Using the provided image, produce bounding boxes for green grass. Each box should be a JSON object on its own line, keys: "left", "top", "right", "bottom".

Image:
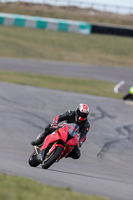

{"left": 0, "top": 26, "right": 133, "bottom": 68}
{"left": 0, "top": 70, "right": 123, "bottom": 99}
{"left": 0, "top": 173, "right": 109, "bottom": 200}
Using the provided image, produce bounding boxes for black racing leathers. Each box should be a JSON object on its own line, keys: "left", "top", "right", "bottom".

{"left": 123, "top": 93, "right": 133, "bottom": 101}
{"left": 53, "top": 110, "right": 90, "bottom": 144}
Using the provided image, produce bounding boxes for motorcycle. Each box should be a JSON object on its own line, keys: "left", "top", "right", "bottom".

{"left": 29, "top": 123, "right": 79, "bottom": 169}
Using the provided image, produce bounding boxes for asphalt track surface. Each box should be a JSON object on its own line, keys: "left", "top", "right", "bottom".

{"left": 0, "top": 58, "right": 133, "bottom": 200}
{"left": 0, "top": 57, "right": 133, "bottom": 85}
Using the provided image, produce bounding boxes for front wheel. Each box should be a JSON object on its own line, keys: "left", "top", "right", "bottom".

{"left": 42, "top": 146, "right": 63, "bottom": 169}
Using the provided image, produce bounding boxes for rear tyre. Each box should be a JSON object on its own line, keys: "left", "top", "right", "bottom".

{"left": 42, "top": 146, "right": 63, "bottom": 169}
{"left": 28, "top": 151, "right": 40, "bottom": 167}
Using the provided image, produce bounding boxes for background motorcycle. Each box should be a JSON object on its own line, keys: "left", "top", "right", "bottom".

{"left": 29, "top": 123, "right": 79, "bottom": 169}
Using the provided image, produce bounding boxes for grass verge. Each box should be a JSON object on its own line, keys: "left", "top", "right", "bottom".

{"left": 0, "top": 70, "right": 123, "bottom": 99}
{"left": 0, "top": 173, "right": 110, "bottom": 200}
{"left": 0, "top": 26, "right": 133, "bottom": 68}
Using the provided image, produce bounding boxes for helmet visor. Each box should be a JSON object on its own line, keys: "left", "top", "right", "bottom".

{"left": 77, "top": 109, "right": 88, "bottom": 119}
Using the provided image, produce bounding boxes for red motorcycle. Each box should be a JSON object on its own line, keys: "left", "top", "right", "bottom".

{"left": 29, "top": 123, "right": 79, "bottom": 169}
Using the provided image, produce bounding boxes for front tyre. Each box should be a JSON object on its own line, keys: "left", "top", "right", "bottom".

{"left": 28, "top": 151, "right": 40, "bottom": 167}
{"left": 42, "top": 146, "right": 63, "bottom": 169}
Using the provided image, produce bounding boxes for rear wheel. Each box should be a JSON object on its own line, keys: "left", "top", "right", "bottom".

{"left": 42, "top": 146, "right": 63, "bottom": 169}
{"left": 28, "top": 151, "right": 40, "bottom": 167}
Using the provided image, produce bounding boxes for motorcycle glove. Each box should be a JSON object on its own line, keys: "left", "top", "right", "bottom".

{"left": 31, "top": 141, "right": 38, "bottom": 146}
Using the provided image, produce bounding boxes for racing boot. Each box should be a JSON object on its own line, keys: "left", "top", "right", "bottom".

{"left": 31, "top": 124, "right": 56, "bottom": 146}
{"left": 31, "top": 131, "right": 49, "bottom": 146}
{"left": 66, "top": 146, "right": 81, "bottom": 159}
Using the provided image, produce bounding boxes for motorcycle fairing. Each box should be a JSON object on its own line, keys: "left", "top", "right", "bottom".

{"left": 40, "top": 124, "right": 69, "bottom": 151}
{"left": 67, "top": 134, "right": 79, "bottom": 146}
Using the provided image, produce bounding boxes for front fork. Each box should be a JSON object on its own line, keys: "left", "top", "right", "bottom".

{"left": 34, "top": 145, "right": 44, "bottom": 164}
{"left": 34, "top": 146, "right": 39, "bottom": 155}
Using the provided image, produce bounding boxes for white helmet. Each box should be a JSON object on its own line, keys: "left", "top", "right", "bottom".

{"left": 76, "top": 103, "right": 89, "bottom": 122}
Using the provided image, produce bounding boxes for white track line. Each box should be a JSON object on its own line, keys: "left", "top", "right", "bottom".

{"left": 114, "top": 80, "right": 125, "bottom": 93}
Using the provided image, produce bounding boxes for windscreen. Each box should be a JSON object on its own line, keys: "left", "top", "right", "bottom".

{"left": 68, "top": 124, "right": 79, "bottom": 137}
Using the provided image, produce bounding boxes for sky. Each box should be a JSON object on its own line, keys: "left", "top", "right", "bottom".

{"left": 88, "top": 0, "right": 133, "bottom": 7}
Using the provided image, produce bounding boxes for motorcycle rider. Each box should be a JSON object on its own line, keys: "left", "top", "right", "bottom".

{"left": 31, "top": 103, "right": 90, "bottom": 161}
{"left": 123, "top": 86, "right": 133, "bottom": 101}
